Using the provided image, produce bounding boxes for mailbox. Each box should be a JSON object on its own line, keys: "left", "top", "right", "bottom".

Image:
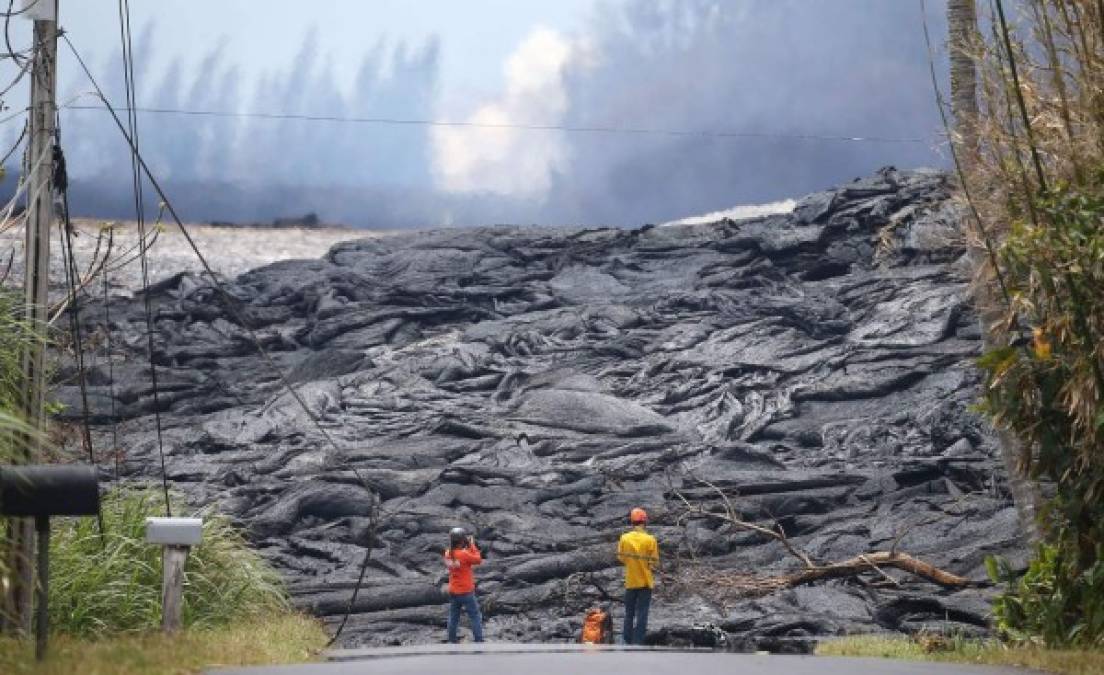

{"left": 0, "top": 464, "right": 101, "bottom": 661}
{"left": 0, "top": 465, "right": 100, "bottom": 517}
{"left": 145, "top": 517, "right": 203, "bottom": 546}
{"left": 145, "top": 516, "right": 204, "bottom": 633}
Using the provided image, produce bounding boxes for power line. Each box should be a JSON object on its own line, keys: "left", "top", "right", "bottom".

{"left": 64, "top": 31, "right": 384, "bottom": 647}
{"left": 62, "top": 103, "right": 931, "bottom": 145}
{"left": 116, "top": 0, "right": 172, "bottom": 516}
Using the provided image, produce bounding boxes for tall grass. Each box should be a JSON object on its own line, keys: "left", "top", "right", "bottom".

{"left": 49, "top": 489, "right": 289, "bottom": 636}
{"left": 958, "top": 0, "right": 1104, "bottom": 647}
{"left": 0, "top": 286, "right": 47, "bottom": 630}
{"left": 0, "top": 287, "right": 42, "bottom": 462}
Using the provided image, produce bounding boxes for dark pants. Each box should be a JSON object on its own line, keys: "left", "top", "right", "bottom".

{"left": 447, "top": 592, "right": 484, "bottom": 643}
{"left": 623, "top": 587, "right": 652, "bottom": 645}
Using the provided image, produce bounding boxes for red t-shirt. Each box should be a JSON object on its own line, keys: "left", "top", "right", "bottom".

{"left": 444, "top": 544, "right": 483, "bottom": 595}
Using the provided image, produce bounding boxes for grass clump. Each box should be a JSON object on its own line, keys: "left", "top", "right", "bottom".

{"left": 817, "top": 634, "right": 1104, "bottom": 675}
{"left": 0, "top": 612, "right": 326, "bottom": 675}
{"left": 49, "top": 488, "right": 290, "bottom": 635}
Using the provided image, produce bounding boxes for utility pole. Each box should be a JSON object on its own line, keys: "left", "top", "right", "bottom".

{"left": 3, "top": 0, "right": 59, "bottom": 636}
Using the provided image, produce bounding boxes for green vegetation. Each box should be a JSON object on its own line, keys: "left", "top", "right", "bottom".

{"left": 0, "top": 286, "right": 45, "bottom": 621}
{"left": 0, "top": 489, "right": 327, "bottom": 673}
{"left": 0, "top": 242, "right": 318, "bottom": 673}
{"left": 817, "top": 635, "right": 1104, "bottom": 675}
{"left": 958, "top": 0, "right": 1104, "bottom": 649}
{"left": 978, "top": 179, "right": 1104, "bottom": 647}
{"left": 0, "top": 612, "right": 326, "bottom": 675}
{"left": 0, "top": 286, "right": 42, "bottom": 462}
{"left": 49, "top": 489, "right": 290, "bottom": 635}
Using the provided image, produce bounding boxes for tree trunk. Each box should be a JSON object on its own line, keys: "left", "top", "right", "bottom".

{"left": 949, "top": 0, "right": 980, "bottom": 158}
{"left": 949, "top": 0, "right": 1043, "bottom": 544}
{"left": 980, "top": 302, "right": 1044, "bottom": 545}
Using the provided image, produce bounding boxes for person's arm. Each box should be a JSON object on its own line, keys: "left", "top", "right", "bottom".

{"left": 617, "top": 536, "right": 628, "bottom": 566}
{"left": 457, "top": 543, "right": 483, "bottom": 566}
{"left": 648, "top": 538, "right": 659, "bottom": 569}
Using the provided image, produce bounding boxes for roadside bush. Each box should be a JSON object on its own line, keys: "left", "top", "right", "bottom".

{"left": 963, "top": 0, "right": 1104, "bottom": 648}
{"left": 978, "top": 178, "right": 1104, "bottom": 647}
{"left": 48, "top": 489, "right": 289, "bottom": 636}
{"left": 989, "top": 544, "right": 1104, "bottom": 646}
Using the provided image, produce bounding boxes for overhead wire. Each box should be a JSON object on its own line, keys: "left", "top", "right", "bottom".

{"left": 116, "top": 0, "right": 171, "bottom": 515}
{"left": 0, "top": 118, "right": 26, "bottom": 165}
{"left": 63, "top": 31, "right": 357, "bottom": 473}
{"left": 60, "top": 103, "right": 934, "bottom": 145}
{"left": 52, "top": 130, "right": 105, "bottom": 540}
{"left": 63, "top": 30, "right": 382, "bottom": 645}
{"left": 0, "top": 141, "right": 50, "bottom": 234}
{"left": 0, "top": 0, "right": 40, "bottom": 18}
{"left": 101, "top": 228, "right": 121, "bottom": 484}
{"left": 3, "top": 0, "right": 34, "bottom": 65}
{"left": 0, "top": 54, "right": 32, "bottom": 99}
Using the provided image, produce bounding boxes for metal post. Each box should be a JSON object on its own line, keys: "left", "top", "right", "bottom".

{"left": 8, "top": 1, "right": 59, "bottom": 637}
{"left": 34, "top": 515, "right": 49, "bottom": 661}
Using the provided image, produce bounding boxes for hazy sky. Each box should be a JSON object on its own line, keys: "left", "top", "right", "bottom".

{"left": 58, "top": 1, "right": 596, "bottom": 118}
{"left": 1, "top": 1, "right": 953, "bottom": 227}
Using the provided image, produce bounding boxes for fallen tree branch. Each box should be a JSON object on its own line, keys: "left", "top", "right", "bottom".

{"left": 787, "top": 551, "right": 967, "bottom": 588}
{"left": 668, "top": 483, "right": 969, "bottom": 598}
{"left": 673, "top": 485, "right": 814, "bottom": 568}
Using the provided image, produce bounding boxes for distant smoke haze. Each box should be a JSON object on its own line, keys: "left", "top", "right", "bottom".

{"left": 5, "top": 0, "right": 951, "bottom": 228}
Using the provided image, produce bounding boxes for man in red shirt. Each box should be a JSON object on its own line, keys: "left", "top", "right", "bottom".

{"left": 444, "top": 527, "right": 484, "bottom": 643}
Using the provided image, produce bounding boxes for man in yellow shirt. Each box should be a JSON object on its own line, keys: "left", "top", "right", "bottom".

{"left": 617, "top": 507, "right": 658, "bottom": 645}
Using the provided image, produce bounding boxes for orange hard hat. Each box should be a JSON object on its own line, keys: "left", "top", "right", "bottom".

{"left": 630, "top": 507, "right": 648, "bottom": 524}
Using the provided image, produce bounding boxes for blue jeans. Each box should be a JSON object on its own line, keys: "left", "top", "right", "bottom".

{"left": 447, "top": 592, "right": 484, "bottom": 643}
{"left": 623, "top": 587, "right": 652, "bottom": 645}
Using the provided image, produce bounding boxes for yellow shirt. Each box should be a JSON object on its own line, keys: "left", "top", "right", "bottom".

{"left": 618, "top": 527, "right": 659, "bottom": 589}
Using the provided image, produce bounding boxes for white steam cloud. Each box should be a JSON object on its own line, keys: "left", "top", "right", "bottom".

{"left": 432, "top": 28, "right": 574, "bottom": 198}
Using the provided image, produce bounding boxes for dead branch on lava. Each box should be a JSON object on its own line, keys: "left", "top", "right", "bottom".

{"left": 668, "top": 477, "right": 968, "bottom": 598}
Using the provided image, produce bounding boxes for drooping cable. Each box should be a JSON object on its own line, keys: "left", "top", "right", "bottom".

{"left": 63, "top": 33, "right": 381, "bottom": 644}
{"left": 3, "top": 0, "right": 31, "bottom": 64}
{"left": 59, "top": 103, "right": 933, "bottom": 145}
{"left": 53, "top": 137, "right": 106, "bottom": 539}
{"left": 0, "top": 120, "right": 26, "bottom": 166}
{"left": 116, "top": 0, "right": 171, "bottom": 515}
{"left": 0, "top": 0, "right": 41, "bottom": 18}
{"left": 65, "top": 31, "right": 352, "bottom": 473}
{"left": 100, "top": 224, "right": 121, "bottom": 484}
{"left": 325, "top": 492, "right": 379, "bottom": 647}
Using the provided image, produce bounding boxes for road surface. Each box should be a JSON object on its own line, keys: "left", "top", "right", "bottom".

{"left": 207, "top": 644, "right": 1040, "bottom": 674}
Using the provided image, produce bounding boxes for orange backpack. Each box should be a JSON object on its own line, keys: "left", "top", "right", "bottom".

{"left": 580, "top": 607, "right": 613, "bottom": 644}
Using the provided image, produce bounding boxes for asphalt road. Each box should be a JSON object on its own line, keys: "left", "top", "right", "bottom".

{"left": 207, "top": 645, "right": 1039, "bottom": 675}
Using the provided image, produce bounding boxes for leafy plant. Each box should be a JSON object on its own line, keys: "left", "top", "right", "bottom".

{"left": 988, "top": 547, "right": 1104, "bottom": 647}
{"left": 976, "top": 179, "right": 1104, "bottom": 646}
{"left": 962, "top": 0, "right": 1104, "bottom": 648}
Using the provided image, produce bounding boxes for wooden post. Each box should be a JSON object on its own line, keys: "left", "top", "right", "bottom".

{"left": 161, "top": 545, "right": 189, "bottom": 633}
{"left": 146, "top": 517, "right": 202, "bottom": 634}
{"left": 5, "top": 1, "right": 59, "bottom": 638}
